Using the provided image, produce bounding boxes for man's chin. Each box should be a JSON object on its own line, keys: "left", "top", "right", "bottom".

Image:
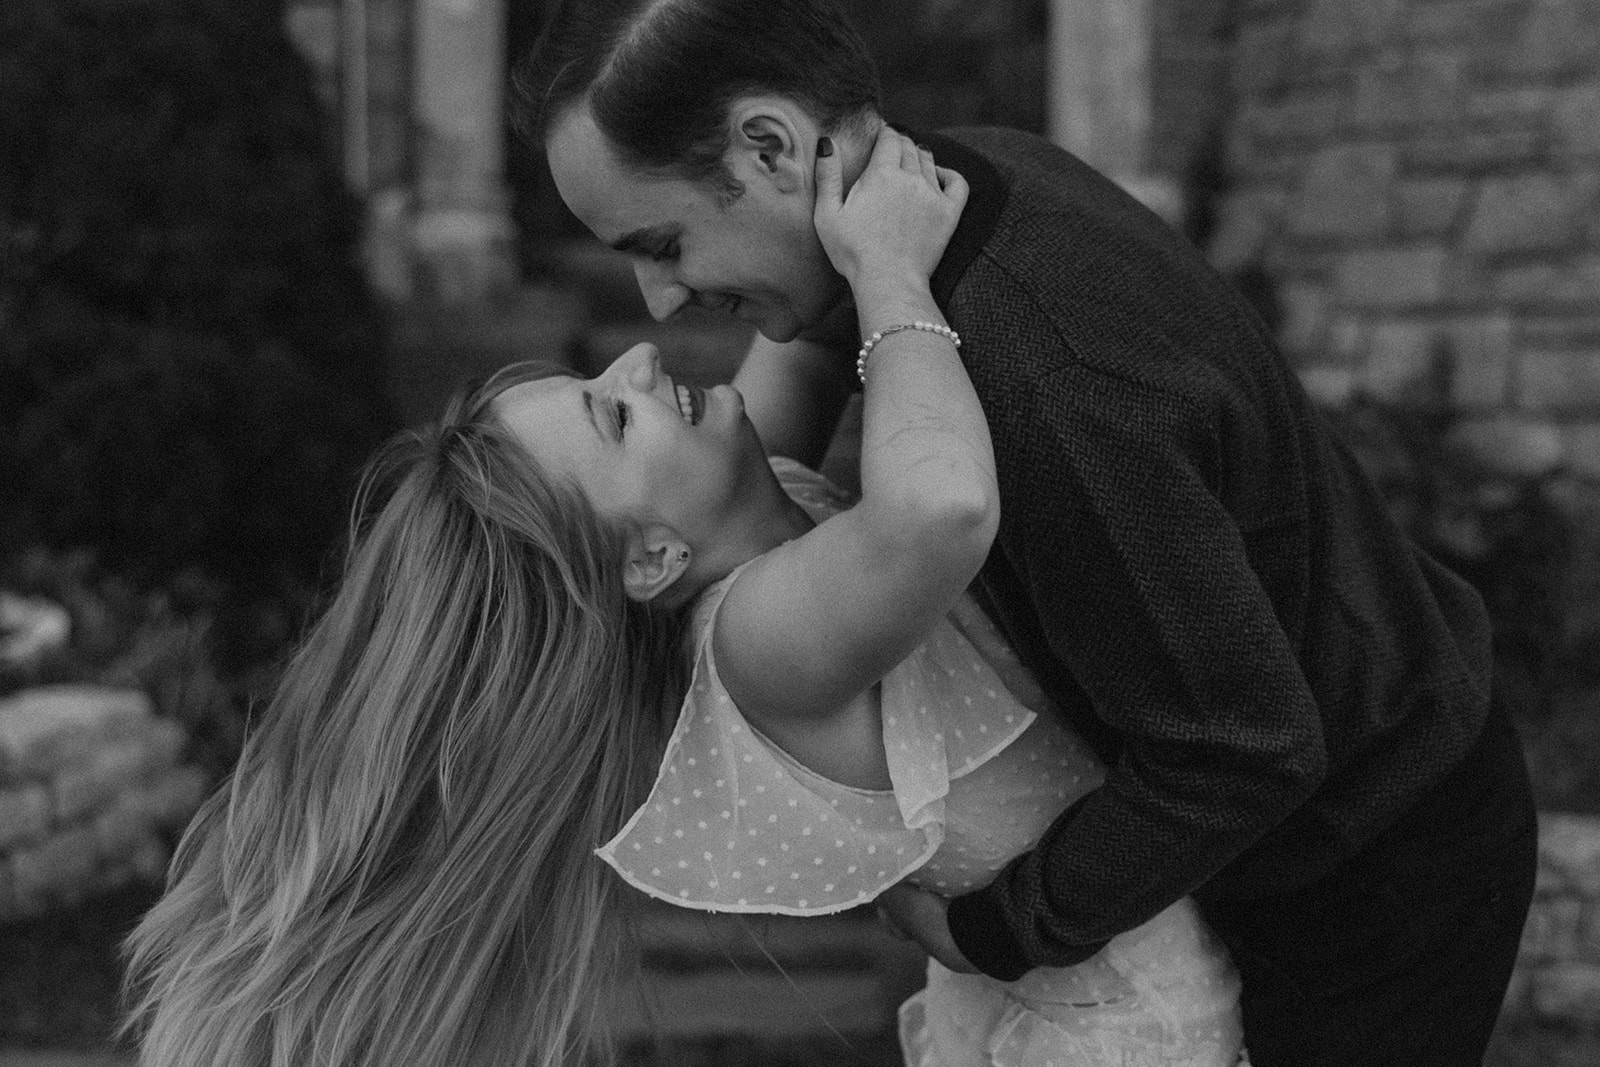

{"left": 755, "top": 321, "right": 801, "bottom": 344}
{"left": 760, "top": 293, "right": 854, "bottom": 346}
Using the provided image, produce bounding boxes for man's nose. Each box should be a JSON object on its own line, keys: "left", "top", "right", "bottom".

{"left": 620, "top": 343, "right": 660, "bottom": 391}
{"left": 633, "top": 260, "right": 691, "bottom": 321}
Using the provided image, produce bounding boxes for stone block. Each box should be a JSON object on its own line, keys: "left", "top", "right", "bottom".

{"left": 1347, "top": 50, "right": 1468, "bottom": 133}
{"left": 1446, "top": 417, "right": 1564, "bottom": 481}
{"left": 52, "top": 718, "right": 186, "bottom": 822}
{"left": 0, "top": 686, "right": 153, "bottom": 783}
{"left": 131, "top": 835, "right": 171, "bottom": 882}
{"left": 1404, "top": 129, "right": 1545, "bottom": 174}
{"left": 1480, "top": 0, "right": 1600, "bottom": 81}
{"left": 1250, "top": 94, "right": 1344, "bottom": 147}
{"left": 1289, "top": 146, "right": 1395, "bottom": 242}
{"left": 11, "top": 825, "right": 99, "bottom": 914}
{"left": 1335, "top": 247, "right": 1451, "bottom": 309}
{"left": 1555, "top": 81, "right": 1600, "bottom": 158}
{"left": 93, "top": 802, "right": 155, "bottom": 865}
{"left": 615, "top": 969, "right": 893, "bottom": 1042}
{"left": 1524, "top": 895, "right": 1586, "bottom": 959}
{"left": 1583, "top": 906, "right": 1600, "bottom": 965}
{"left": 1562, "top": 423, "right": 1600, "bottom": 481}
{"left": 1231, "top": 19, "right": 1294, "bottom": 97}
{"left": 1464, "top": 174, "right": 1598, "bottom": 257}
{"left": 1206, "top": 190, "right": 1287, "bottom": 273}
{"left": 1517, "top": 349, "right": 1600, "bottom": 413}
{"left": 73, "top": 838, "right": 171, "bottom": 906}
{"left": 1468, "top": 86, "right": 1559, "bottom": 127}
{"left": 1361, "top": 319, "right": 1442, "bottom": 402}
{"left": 0, "top": 783, "right": 51, "bottom": 850}
{"left": 1442, "top": 314, "right": 1514, "bottom": 409}
{"left": 1531, "top": 961, "right": 1600, "bottom": 1024}
{"left": 1296, "top": 364, "right": 1359, "bottom": 408}
{"left": 1298, "top": 0, "right": 1407, "bottom": 57}
{"left": 1395, "top": 178, "right": 1472, "bottom": 237}
{"left": 1496, "top": 256, "right": 1600, "bottom": 309}
{"left": 1406, "top": 0, "right": 1496, "bottom": 43}
{"left": 1327, "top": 314, "right": 1371, "bottom": 366}
{"left": 1542, "top": 814, "right": 1600, "bottom": 897}
{"left": 123, "top": 764, "right": 210, "bottom": 830}
{"left": 1525, "top": 315, "right": 1600, "bottom": 350}
{"left": 1277, "top": 281, "right": 1333, "bottom": 357}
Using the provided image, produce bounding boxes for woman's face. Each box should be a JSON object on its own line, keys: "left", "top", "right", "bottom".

{"left": 492, "top": 344, "right": 767, "bottom": 542}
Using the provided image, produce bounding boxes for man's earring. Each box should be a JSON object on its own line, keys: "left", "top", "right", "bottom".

{"left": 678, "top": 548, "right": 691, "bottom": 564}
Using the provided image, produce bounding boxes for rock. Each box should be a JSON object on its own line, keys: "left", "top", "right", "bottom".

{"left": 0, "top": 687, "right": 154, "bottom": 784}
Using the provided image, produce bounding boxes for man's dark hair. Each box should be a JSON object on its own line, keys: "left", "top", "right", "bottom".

{"left": 513, "top": 0, "right": 882, "bottom": 194}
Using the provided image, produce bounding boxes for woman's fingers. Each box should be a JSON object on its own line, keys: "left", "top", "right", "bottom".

{"left": 935, "top": 165, "right": 969, "bottom": 206}
{"left": 814, "top": 136, "right": 843, "bottom": 213}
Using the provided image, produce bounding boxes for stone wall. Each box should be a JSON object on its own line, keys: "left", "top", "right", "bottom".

{"left": 0, "top": 687, "right": 206, "bottom": 922}
{"left": 1210, "top": 0, "right": 1600, "bottom": 483}
{"left": 1498, "top": 813, "right": 1600, "bottom": 1062}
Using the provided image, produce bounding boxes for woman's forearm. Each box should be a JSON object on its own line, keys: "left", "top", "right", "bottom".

{"left": 851, "top": 282, "right": 998, "bottom": 568}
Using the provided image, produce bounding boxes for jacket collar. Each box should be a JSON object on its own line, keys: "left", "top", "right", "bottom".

{"left": 910, "top": 130, "right": 1008, "bottom": 309}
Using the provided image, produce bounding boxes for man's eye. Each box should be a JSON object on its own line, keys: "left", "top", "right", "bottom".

{"left": 648, "top": 242, "right": 679, "bottom": 263}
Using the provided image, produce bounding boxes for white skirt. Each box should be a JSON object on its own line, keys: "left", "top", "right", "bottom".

{"left": 898, "top": 898, "right": 1248, "bottom": 1067}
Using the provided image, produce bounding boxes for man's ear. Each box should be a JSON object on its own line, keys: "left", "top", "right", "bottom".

{"left": 623, "top": 526, "right": 692, "bottom": 603}
{"left": 730, "top": 100, "right": 807, "bottom": 194}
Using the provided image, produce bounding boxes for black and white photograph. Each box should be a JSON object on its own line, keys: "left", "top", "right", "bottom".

{"left": 3, "top": 1, "right": 1599, "bottom": 1064}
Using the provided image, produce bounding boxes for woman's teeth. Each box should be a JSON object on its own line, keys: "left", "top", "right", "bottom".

{"left": 676, "top": 383, "right": 697, "bottom": 425}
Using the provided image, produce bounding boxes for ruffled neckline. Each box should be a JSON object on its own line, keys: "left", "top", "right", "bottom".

{"left": 595, "top": 460, "right": 1039, "bottom": 915}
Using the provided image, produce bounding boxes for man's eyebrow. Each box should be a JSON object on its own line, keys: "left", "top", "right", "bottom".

{"left": 609, "top": 225, "right": 673, "bottom": 255}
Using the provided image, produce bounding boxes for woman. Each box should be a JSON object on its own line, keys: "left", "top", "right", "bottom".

{"left": 123, "top": 128, "right": 1243, "bottom": 1066}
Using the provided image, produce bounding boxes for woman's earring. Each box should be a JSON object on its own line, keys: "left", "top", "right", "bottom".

{"left": 678, "top": 548, "right": 692, "bottom": 564}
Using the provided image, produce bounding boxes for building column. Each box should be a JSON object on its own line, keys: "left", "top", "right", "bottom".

{"left": 1047, "top": 0, "right": 1182, "bottom": 226}
{"left": 411, "top": 0, "right": 517, "bottom": 303}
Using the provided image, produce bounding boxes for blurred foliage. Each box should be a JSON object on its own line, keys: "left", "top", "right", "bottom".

{"left": 1325, "top": 353, "right": 1600, "bottom": 811}
{"left": 0, "top": 545, "right": 314, "bottom": 782}
{"left": 0, "top": 0, "right": 394, "bottom": 595}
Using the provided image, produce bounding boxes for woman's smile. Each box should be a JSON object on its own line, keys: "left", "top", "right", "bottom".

{"left": 675, "top": 381, "right": 704, "bottom": 425}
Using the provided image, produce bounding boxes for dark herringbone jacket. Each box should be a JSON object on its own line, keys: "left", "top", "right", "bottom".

{"left": 925, "top": 128, "right": 1494, "bottom": 980}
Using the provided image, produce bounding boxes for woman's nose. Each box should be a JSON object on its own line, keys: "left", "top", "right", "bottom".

{"left": 612, "top": 343, "right": 660, "bottom": 391}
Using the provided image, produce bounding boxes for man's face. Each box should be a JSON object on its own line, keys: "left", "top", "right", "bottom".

{"left": 546, "top": 106, "right": 844, "bottom": 342}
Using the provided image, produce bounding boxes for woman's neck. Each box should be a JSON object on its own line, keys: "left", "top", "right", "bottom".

{"left": 668, "top": 477, "right": 816, "bottom": 609}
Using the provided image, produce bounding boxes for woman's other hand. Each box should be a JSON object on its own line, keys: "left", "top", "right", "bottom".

{"left": 877, "top": 882, "right": 981, "bottom": 974}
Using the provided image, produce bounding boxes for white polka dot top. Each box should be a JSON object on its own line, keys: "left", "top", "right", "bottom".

{"left": 596, "top": 459, "right": 1105, "bottom": 916}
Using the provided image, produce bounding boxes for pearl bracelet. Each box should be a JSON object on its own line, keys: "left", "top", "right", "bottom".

{"left": 855, "top": 321, "right": 962, "bottom": 385}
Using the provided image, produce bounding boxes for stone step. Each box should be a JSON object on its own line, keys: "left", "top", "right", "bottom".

{"left": 615, "top": 899, "right": 925, "bottom": 1054}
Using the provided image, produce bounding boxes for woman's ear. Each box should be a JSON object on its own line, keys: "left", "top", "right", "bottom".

{"left": 623, "top": 526, "right": 693, "bottom": 603}
{"left": 729, "top": 97, "right": 808, "bottom": 194}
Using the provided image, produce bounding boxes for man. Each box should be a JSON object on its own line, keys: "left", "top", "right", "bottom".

{"left": 517, "top": 2, "right": 1537, "bottom": 1062}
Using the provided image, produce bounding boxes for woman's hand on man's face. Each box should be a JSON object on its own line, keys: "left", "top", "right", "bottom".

{"left": 811, "top": 126, "right": 968, "bottom": 302}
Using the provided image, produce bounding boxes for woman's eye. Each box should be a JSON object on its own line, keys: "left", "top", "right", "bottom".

{"left": 649, "top": 241, "right": 679, "bottom": 263}
{"left": 615, "top": 400, "right": 629, "bottom": 436}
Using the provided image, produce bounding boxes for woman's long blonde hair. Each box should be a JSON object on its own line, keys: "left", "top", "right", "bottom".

{"left": 123, "top": 363, "right": 685, "bottom": 1066}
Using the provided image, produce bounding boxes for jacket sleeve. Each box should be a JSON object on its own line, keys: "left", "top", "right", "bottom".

{"left": 946, "top": 357, "right": 1328, "bottom": 980}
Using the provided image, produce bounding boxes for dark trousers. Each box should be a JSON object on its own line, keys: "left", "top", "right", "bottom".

{"left": 1202, "top": 699, "right": 1538, "bottom": 1067}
